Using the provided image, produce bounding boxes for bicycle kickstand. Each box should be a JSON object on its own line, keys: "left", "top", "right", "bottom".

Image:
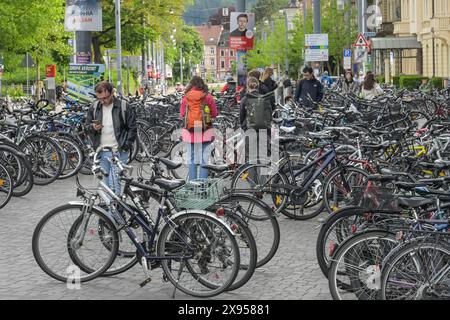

{"left": 139, "top": 257, "right": 152, "bottom": 287}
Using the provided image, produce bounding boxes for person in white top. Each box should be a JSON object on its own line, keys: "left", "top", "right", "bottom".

{"left": 360, "top": 73, "right": 384, "bottom": 100}
{"left": 85, "top": 82, "right": 137, "bottom": 195}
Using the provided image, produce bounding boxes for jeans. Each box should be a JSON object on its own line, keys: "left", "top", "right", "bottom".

{"left": 98, "top": 151, "right": 129, "bottom": 196}
{"left": 186, "top": 142, "right": 211, "bottom": 181}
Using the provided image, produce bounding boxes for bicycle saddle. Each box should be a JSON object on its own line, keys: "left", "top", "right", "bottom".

{"left": 397, "top": 197, "right": 434, "bottom": 208}
{"left": 277, "top": 137, "right": 297, "bottom": 145}
{"left": 201, "top": 164, "right": 229, "bottom": 172}
{"left": 153, "top": 178, "right": 185, "bottom": 191}
{"left": 367, "top": 174, "right": 399, "bottom": 182}
{"left": 159, "top": 157, "right": 182, "bottom": 170}
{"left": 280, "top": 126, "right": 296, "bottom": 133}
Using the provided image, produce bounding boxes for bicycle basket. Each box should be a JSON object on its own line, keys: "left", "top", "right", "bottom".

{"left": 172, "top": 178, "right": 224, "bottom": 210}
{"left": 350, "top": 184, "right": 399, "bottom": 210}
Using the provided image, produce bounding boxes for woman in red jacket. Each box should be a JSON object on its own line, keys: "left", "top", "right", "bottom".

{"left": 180, "top": 76, "right": 218, "bottom": 180}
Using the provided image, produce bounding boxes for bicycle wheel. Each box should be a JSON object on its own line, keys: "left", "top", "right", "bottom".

{"left": 19, "top": 134, "right": 64, "bottom": 185}
{"left": 328, "top": 230, "right": 398, "bottom": 300}
{"left": 280, "top": 164, "right": 325, "bottom": 220}
{"left": 216, "top": 193, "right": 280, "bottom": 268}
{"left": 55, "top": 135, "right": 84, "bottom": 179}
{"left": 157, "top": 212, "right": 240, "bottom": 297}
{"left": 0, "top": 162, "right": 13, "bottom": 209}
{"left": 0, "top": 144, "right": 34, "bottom": 197}
{"left": 32, "top": 204, "right": 119, "bottom": 282}
{"left": 316, "top": 207, "right": 372, "bottom": 278}
{"left": 322, "top": 166, "right": 369, "bottom": 214}
{"left": 381, "top": 240, "right": 450, "bottom": 300}
{"left": 230, "top": 163, "right": 290, "bottom": 214}
{"left": 207, "top": 204, "right": 258, "bottom": 291}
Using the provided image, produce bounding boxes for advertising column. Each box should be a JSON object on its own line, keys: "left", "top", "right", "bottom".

{"left": 45, "top": 65, "right": 57, "bottom": 106}
{"left": 65, "top": 0, "right": 103, "bottom": 102}
{"left": 229, "top": 12, "right": 255, "bottom": 87}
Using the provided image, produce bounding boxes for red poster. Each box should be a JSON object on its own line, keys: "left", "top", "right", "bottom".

{"left": 46, "top": 65, "right": 56, "bottom": 78}
{"left": 229, "top": 36, "right": 254, "bottom": 50}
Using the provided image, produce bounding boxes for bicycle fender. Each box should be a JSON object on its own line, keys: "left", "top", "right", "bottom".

{"left": 68, "top": 201, "right": 117, "bottom": 227}
{"left": 169, "top": 209, "right": 235, "bottom": 235}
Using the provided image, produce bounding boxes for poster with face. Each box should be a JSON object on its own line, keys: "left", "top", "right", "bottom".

{"left": 229, "top": 12, "right": 255, "bottom": 50}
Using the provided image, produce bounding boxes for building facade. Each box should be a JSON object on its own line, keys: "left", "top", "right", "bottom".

{"left": 217, "top": 32, "right": 235, "bottom": 81}
{"left": 194, "top": 24, "right": 224, "bottom": 82}
{"left": 372, "top": 0, "right": 450, "bottom": 81}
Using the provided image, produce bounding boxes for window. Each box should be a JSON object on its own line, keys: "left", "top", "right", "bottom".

{"left": 210, "top": 47, "right": 215, "bottom": 55}
{"left": 221, "top": 60, "right": 225, "bottom": 69}
{"left": 221, "top": 50, "right": 225, "bottom": 57}
{"left": 201, "top": 60, "right": 205, "bottom": 67}
{"left": 230, "top": 50, "right": 234, "bottom": 57}
{"left": 210, "top": 58, "right": 215, "bottom": 67}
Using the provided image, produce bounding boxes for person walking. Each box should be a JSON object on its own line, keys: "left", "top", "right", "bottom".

{"left": 239, "top": 76, "right": 273, "bottom": 163}
{"left": 85, "top": 81, "right": 137, "bottom": 195}
{"left": 341, "top": 71, "right": 360, "bottom": 94}
{"left": 180, "top": 76, "right": 218, "bottom": 181}
{"left": 294, "top": 66, "right": 324, "bottom": 108}
{"left": 360, "top": 73, "right": 383, "bottom": 100}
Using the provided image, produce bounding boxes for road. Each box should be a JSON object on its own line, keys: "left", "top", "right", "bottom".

{"left": 0, "top": 173, "right": 332, "bottom": 300}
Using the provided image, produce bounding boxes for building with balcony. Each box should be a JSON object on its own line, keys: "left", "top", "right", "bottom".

{"left": 372, "top": 0, "right": 449, "bottom": 82}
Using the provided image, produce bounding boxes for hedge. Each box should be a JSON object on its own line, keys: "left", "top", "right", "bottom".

{"left": 393, "top": 76, "right": 400, "bottom": 87}
{"left": 399, "top": 75, "right": 428, "bottom": 89}
{"left": 430, "top": 77, "right": 444, "bottom": 90}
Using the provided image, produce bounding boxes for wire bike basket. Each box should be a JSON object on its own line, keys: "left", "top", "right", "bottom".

{"left": 173, "top": 178, "right": 224, "bottom": 210}
{"left": 350, "top": 183, "right": 399, "bottom": 210}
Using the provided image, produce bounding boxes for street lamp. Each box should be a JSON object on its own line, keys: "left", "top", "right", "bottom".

{"left": 279, "top": 9, "right": 290, "bottom": 73}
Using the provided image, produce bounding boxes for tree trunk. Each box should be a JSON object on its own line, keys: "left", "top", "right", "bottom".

{"left": 92, "top": 36, "right": 104, "bottom": 64}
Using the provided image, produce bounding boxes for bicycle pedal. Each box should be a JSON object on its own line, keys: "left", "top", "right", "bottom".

{"left": 139, "top": 277, "right": 152, "bottom": 287}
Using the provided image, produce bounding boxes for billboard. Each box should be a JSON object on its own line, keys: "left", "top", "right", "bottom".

{"left": 65, "top": 0, "right": 103, "bottom": 32}
{"left": 305, "top": 34, "right": 329, "bottom": 62}
{"left": 67, "top": 63, "right": 105, "bottom": 102}
{"left": 229, "top": 12, "right": 255, "bottom": 50}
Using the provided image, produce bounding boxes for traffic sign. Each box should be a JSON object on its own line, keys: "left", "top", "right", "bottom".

{"left": 353, "top": 33, "right": 369, "bottom": 47}
{"left": 343, "top": 49, "right": 352, "bottom": 69}
{"left": 364, "top": 32, "right": 376, "bottom": 38}
{"left": 354, "top": 47, "right": 368, "bottom": 63}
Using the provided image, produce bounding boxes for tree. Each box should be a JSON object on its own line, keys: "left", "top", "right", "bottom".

{"left": 164, "top": 25, "right": 204, "bottom": 83}
{"left": 0, "top": 0, "right": 72, "bottom": 89}
{"left": 91, "top": 0, "right": 189, "bottom": 64}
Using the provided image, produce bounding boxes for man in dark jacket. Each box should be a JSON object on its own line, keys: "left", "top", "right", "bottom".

{"left": 85, "top": 81, "right": 137, "bottom": 194}
{"left": 294, "top": 66, "right": 324, "bottom": 108}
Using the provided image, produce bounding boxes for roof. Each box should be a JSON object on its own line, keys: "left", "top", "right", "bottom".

{"left": 195, "top": 25, "right": 223, "bottom": 46}
{"left": 218, "top": 31, "right": 230, "bottom": 48}
{"left": 371, "top": 36, "right": 422, "bottom": 49}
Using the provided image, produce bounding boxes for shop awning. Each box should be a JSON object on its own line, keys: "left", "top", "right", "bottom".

{"left": 371, "top": 36, "right": 422, "bottom": 50}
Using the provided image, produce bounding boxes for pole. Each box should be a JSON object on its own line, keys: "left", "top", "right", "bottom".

{"left": 236, "top": 0, "right": 245, "bottom": 12}
{"left": 115, "top": 0, "right": 123, "bottom": 95}
{"left": 284, "top": 11, "right": 289, "bottom": 73}
{"left": 180, "top": 46, "right": 183, "bottom": 84}
{"left": 313, "top": 0, "right": 321, "bottom": 34}
{"left": 26, "top": 52, "right": 29, "bottom": 97}
{"left": 126, "top": 56, "right": 130, "bottom": 96}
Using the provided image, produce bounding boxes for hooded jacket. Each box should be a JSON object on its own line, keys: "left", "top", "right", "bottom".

{"left": 85, "top": 96, "right": 137, "bottom": 151}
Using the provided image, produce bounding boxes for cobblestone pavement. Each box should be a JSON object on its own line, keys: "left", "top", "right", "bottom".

{"left": 0, "top": 173, "right": 331, "bottom": 300}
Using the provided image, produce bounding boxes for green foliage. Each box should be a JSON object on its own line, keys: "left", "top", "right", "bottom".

{"left": 376, "top": 75, "right": 385, "bottom": 84}
{"left": 165, "top": 25, "right": 204, "bottom": 83}
{"left": 398, "top": 75, "right": 428, "bottom": 89}
{"left": 251, "top": 0, "right": 287, "bottom": 24}
{"left": 246, "top": 1, "right": 357, "bottom": 78}
{"left": 393, "top": 76, "right": 400, "bottom": 87}
{"left": 430, "top": 77, "right": 444, "bottom": 90}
